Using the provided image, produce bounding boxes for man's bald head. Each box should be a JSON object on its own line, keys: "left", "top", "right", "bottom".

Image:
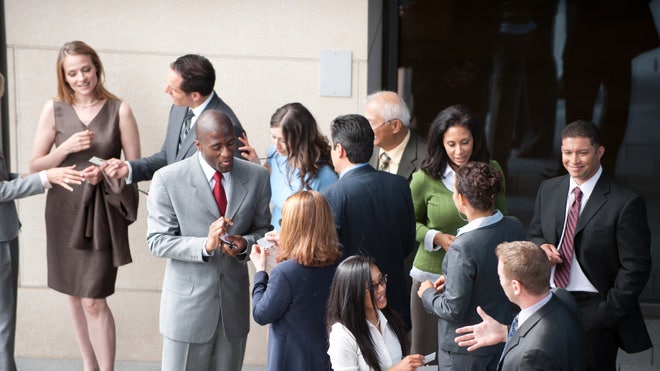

{"left": 195, "top": 109, "right": 233, "bottom": 139}
{"left": 194, "top": 109, "right": 237, "bottom": 173}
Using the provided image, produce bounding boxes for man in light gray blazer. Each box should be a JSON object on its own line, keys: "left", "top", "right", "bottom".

{"left": 0, "top": 152, "right": 81, "bottom": 371}
{"left": 105, "top": 54, "right": 246, "bottom": 183}
{"left": 147, "top": 110, "right": 271, "bottom": 371}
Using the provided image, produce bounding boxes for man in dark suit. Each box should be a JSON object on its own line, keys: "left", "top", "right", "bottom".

{"left": 528, "top": 120, "right": 651, "bottom": 370}
{"left": 454, "top": 241, "right": 586, "bottom": 371}
{"left": 322, "top": 113, "right": 416, "bottom": 329}
{"left": 366, "top": 91, "right": 427, "bottom": 182}
{"left": 105, "top": 54, "right": 246, "bottom": 182}
{"left": 146, "top": 110, "right": 271, "bottom": 371}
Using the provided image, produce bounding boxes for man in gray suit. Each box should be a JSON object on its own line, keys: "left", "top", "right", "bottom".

{"left": 365, "top": 91, "right": 427, "bottom": 182}
{"left": 106, "top": 54, "right": 246, "bottom": 182}
{"left": 146, "top": 110, "right": 270, "bottom": 371}
{"left": 454, "top": 241, "right": 586, "bottom": 371}
{"left": 1, "top": 73, "right": 85, "bottom": 371}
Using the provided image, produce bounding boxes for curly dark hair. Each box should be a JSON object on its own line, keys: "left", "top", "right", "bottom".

{"left": 455, "top": 162, "right": 502, "bottom": 211}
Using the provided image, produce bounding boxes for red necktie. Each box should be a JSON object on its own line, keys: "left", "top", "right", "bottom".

{"left": 212, "top": 172, "right": 227, "bottom": 216}
{"left": 554, "top": 187, "right": 583, "bottom": 288}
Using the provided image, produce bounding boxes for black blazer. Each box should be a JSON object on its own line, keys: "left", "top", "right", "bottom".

{"left": 528, "top": 173, "right": 652, "bottom": 352}
{"left": 130, "top": 92, "right": 245, "bottom": 183}
{"left": 369, "top": 131, "right": 428, "bottom": 182}
{"left": 323, "top": 165, "right": 416, "bottom": 329}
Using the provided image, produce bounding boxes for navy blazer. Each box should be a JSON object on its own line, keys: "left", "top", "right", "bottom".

{"left": 499, "top": 289, "right": 586, "bottom": 371}
{"left": 528, "top": 173, "right": 652, "bottom": 352}
{"left": 323, "top": 165, "right": 416, "bottom": 329}
{"left": 252, "top": 260, "right": 336, "bottom": 371}
{"left": 130, "top": 92, "right": 245, "bottom": 183}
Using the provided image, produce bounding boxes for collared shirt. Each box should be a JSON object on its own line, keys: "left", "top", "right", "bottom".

{"left": 517, "top": 292, "right": 552, "bottom": 328}
{"left": 378, "top": 131, "right": 411, "bottom": 175}
{"left": 197, "top": 152, "right": 232, "bottom": 197}
{"left": 189, "top": 92, "right": 215, "bottom": 129}
{"left": 328, "top": 309, "right": 403, "bottom": 371}
{"left": 339, "top": 163, "right": 370, "bottom": 179}
{"left": 550, "top": 167, "right": 602, "bottom": 292}
{"left": 456, "top": 210, "right": 504, "bottom": 237}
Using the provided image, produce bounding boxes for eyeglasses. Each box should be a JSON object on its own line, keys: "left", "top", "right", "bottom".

{"left": 366, "top": 274, "right": 388, "bottom": 291}
{"left": 370, "top": 119, "right": 393, "bottom": 131}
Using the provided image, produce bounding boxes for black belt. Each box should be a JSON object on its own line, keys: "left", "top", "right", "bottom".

{"left": 570, "top": 291, "right": 599, "bottom": 301}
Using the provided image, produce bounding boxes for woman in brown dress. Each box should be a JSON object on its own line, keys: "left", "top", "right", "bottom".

{"left": 29, "top": 41, "right": 140, "bottom": 371}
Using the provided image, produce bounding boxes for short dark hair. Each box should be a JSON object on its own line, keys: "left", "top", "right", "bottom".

{"left": 455, "top": 161, "right": 502, "bottom": 212}
{"left": 561, "top": 120, "right": 602, "bottom": 147}
{"left": 170, "top": 54, "right": 216, "bottom": 96}
{"left": 496, "top": 241, "right": 550, "bottom": 296}
{"left": 330, "top": 114, "right": 374, "bottom": 164}
{"left": 421, "top": 105, "right": 490, "bottom": 179}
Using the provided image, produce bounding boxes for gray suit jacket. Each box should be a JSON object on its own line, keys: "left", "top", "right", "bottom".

{"left": 146, "top": 154, "right": 271, "bottom": 343}
{"left": 369, "top": 131, "right": 427, "bottom": 182}
{"left": 499, "top": 289, "right": 586, "bottom": 371}
{"left": 0, "top": 154, "right": 44, "bottom": 241}
{"left": 130, "top": 92, "right": 246, "bottom": 183}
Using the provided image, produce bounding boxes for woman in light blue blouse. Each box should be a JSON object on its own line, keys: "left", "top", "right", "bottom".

{"left": 240, "top": 103, "right": 337, "bottom": 229}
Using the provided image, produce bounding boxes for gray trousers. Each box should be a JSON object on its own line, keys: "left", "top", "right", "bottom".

{"left": 0, "top": 238, "right": 18, "bottom": 371}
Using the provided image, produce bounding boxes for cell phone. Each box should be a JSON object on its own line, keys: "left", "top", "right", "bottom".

{"left": 220, "top": 234, "right": 237, "bottom": 250}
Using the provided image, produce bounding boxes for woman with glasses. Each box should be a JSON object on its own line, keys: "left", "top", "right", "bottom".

{"left": 417, "top": 162, "right": 525, "bottom": 370}
{"left": 327, "top": 255, "right": 425, "bottom": 371}
{"left": 250, "top": 190, "right": 341, "bottom": 371}
{"left": 238, "top": 102, "right": 337, "bottom": 230}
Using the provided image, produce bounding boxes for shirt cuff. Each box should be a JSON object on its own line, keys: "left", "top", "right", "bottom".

{"left": 39, "top": 170, "right": 52, "bottom": 189}
{"left": 125, "top": 161, "right": 133, "bottom": 184}
{"left": 424, "top": 229, "right": 442, "bottom": 252}
{"left": 202, "top": 239, "right": 215, "bottom": 257}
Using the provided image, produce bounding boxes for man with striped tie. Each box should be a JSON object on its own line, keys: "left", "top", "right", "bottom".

{"left": 528, "top": 120, "right": 651, "bottom": 370}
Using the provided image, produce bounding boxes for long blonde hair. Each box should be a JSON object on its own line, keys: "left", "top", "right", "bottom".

{"left": 278, "top": 191, "right": 341, "bottom": 267}
{"left": 56, "top": 40, "right": 118, "bottom": 104}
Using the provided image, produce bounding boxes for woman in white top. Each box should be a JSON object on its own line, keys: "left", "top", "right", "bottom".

{"left": 327, "top": 255, "right": 425, "bottom": 371}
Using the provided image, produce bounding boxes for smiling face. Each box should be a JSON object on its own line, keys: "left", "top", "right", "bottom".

{"left": 364, "top": 264, "right": 388, "bottom": 312}
{"left": 561, "top": 136, "right": 604, "bottom": 185}
{"left": 443, "top": 125, "right": 474, "bottom": 170}
{"left": 62, "top": 54, "right": 98, "bottom": 98}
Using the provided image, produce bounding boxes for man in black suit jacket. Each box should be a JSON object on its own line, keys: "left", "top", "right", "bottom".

{"left": 322, "top": 114, "right": 416, "bottom": 330}
{"left": 528, "top": 120, "right": 651, "bottom": 370}
{"left": 106, "top": 54, "right": 246, "bottom": 182}
{"left": 365, "top": 91, "right": 427, "bottom": 182}
{"left": 454, "top": 241, "right": 586, "bottom": 371}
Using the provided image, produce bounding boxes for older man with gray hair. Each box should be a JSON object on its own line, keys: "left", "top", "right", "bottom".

{"left": 365, "top": 91, "right": 427, "bottom": 182}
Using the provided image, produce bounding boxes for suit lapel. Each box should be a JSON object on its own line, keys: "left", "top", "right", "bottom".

{"left": 190, "top": 155, "right": 221, "bottom": 218}
{"left": 575, "top": 174, "right": 609, "bottom": 233}
{"left": 398, "top": 136, "right": 418, "bottom": 179}
{"left": 225, "top": 160, "right": 248, "bottom": 220}
{"left": 552, "top": 176, "right": 570, "bottom": 242}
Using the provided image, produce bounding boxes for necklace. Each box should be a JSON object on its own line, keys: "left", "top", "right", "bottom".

{"left": 74, "top": 98, "right": 100, "bottom": 109}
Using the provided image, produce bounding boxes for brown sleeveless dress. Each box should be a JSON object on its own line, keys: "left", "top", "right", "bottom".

{"left": 45, "top": 99, "right": 137, "bottom": 298}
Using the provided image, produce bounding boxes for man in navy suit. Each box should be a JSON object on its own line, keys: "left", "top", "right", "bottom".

{"left": 106, "top": 54, "right": 246, "bottom": 182}
{"left": 529, "top": 120, "right": 651, "bottom": 370}
{"left": 454, "top": 241, "right": 586, "bottom": 371}
{"left": 322, "top": 113, "right": 416, "bottom": 329}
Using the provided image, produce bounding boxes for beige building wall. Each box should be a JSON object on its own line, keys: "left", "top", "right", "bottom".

{"left": 4, "top": 0, "right": 374, "bottom": 364}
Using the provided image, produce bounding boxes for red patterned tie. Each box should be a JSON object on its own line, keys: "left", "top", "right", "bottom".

{"left": 554, "top": 187, "right": 583, "bottom": 288}
{"left": 212, "top": 172, "right": 227, "bottom": 216}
